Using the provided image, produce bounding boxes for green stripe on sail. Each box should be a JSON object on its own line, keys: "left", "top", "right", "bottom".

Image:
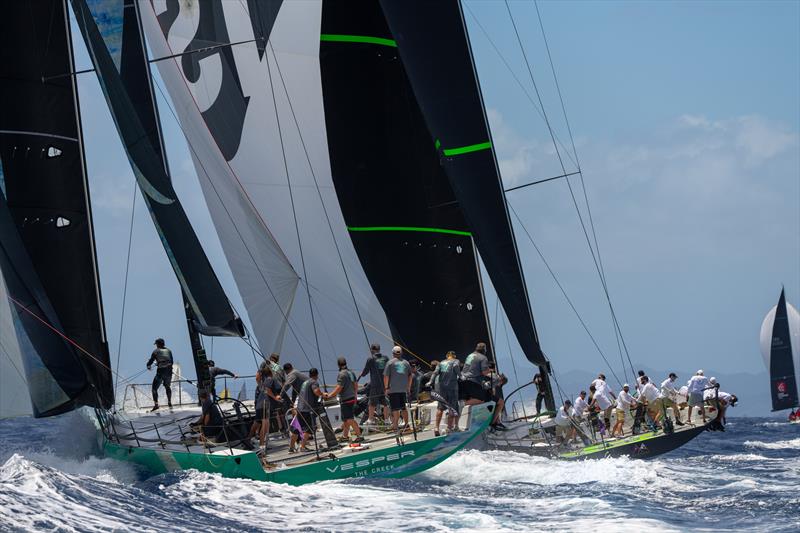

{"left": 320, "top": 34, "right": 397, "bottom": 48}
{"left": 442, "top": 141, "right": 492, "bottom": 156}
{"left": 347, "top": 226, "right": 472, "bottom": 237}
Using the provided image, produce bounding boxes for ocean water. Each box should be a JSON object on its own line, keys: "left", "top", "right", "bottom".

{"left": 0, "top": 414, "right": 798, "bottom": 532}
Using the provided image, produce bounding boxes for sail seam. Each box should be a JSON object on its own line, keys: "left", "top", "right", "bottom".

{"left": 347, "top": 226, "right": 471, "bottom": 236}
{"left": 320, "top": 34, "right": 397, "bottom": 47}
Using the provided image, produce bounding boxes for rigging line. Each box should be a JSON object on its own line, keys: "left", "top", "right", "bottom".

{"left": 507, "top": 203, "right": 623, "bottom": 388}
{"left": 113, "top": 181, "right": 137, "bottom": 392}
{"left": 264, "top": 49, "right": 325, "bottom": 387}
{"left": 266, "top": 41, "right": 371, "bottom": 348}
{"left": 501, "top": 312, "right": 525, "bottom": 419}
{"left": 504, "top": 171, "right": 581, "bottom": 193}
{"left": 532, "top": 0, "right": 634, "bottom": 379}
{"left": 504, "top": 0, "right": 629, "bottom": 382}
{"left": 149, "top": 78, "right": 314, "bottom": 369}
{"left": 148, "top": 37, "right": 265, "bottom": 65}
{"left": 533, "top": 0, "right": 580, "bottom": 170}
{"left": 0, "top": 340, "right": 28, "bottom": 388}
{"left": 5, "top": 294, "right": 131, "bottom": 382}
{"left": 463, "top": 3, "right": 578, "bottom": 171}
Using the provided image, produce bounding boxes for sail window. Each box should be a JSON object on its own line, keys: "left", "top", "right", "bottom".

{"left": 55, "top": 217, "right": 71, "bottom": 228}
{"left": 47, "top": 146, "right": 63, "bottom": 158}
{"left": 466, "top": 303, "right": 474, "bottom": 311}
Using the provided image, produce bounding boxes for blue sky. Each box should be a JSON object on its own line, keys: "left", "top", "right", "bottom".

{"left": 69, "top": 1, "right": 798, "bottom": 409}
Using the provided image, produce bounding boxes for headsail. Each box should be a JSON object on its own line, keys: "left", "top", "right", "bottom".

{"left": 319, "top": 0, "right": 492, "bottom": 363}
{"left": 139, "top": 0, "right": 391, "bottom": 372}
{"left": 0, "top": 0, "right": 112, "bottom": 414}
{"left": 71, "top": 0, "right": 244, "bottom": 337}
{"left": 760, "top": 289, "right": 800, "bottom": 411}
{"left": 0, "top": 270, "right": 33, "bottom": 418}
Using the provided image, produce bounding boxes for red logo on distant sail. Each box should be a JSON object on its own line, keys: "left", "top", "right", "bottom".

{"left": 777, "top": 381, "right": 787, "bottom": 393}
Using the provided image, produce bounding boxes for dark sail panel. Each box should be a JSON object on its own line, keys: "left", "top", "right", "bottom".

{"left": 378, "top": 1, "right": 546, "bottom": 369}
{"left": 71, "top": 0, "right": 244, "bottom": 337}
{"left": 0, "top": 0, "right": 112, "bottom": 412}
{"left": 770, "top": 289, "right": 798, "bottom": 411}
{"left": 319, "top": 1, "right": 492, "bottom": 363}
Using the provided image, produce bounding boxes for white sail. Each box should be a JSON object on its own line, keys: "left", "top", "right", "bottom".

{"left": 139, "top": 1, "right": 391, "bottom": 379}
{"left": 759, "top": 298, "right": 800, "bottom": 376}
{"left": 0, "top": 273, "right": 33, "bottom": 418}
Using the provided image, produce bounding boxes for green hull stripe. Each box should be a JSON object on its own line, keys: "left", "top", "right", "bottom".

{"left": 320, "top": 34, "right": 397, "bottom": 48}
{"left": 559, "top": 431, "right": 661, "bottom": 458}
{"left": 442, "top": 141, "right": 492, "bottom": 156}
{"left": 348, "top": 226, "right": 471, "bottom": 237}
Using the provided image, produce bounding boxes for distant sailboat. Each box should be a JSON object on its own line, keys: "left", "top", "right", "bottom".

{"left": 760, "top": 289, "right": 800, "bottom": 422}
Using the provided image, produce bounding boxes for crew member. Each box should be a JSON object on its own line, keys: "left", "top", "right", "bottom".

{"left": 207, "top": 360, "right": 237, "bottom": 399}
{"left": 146, "top": 338, "right": 173, "bottom": 411}
{"left": 431, "top": 351, "right": 461, "bottom": 435}
{"left": 196, "top": 389, "right": 224, "bottom": 442}
{"left": 554, "top": 400, "right": 576, "bottom": 443}
{"left": 658, "top": 372, "right": 684, "bottom": 425}
{"left": 384, "top": 346, "right": 412, "bottom": 433}
{"left": 358, "top": 343, "right": 390, "bottom": 425}
{"left": 533, "top": 373, "right": 546, "bottom": 414}
{"left": 296, "top": 368, "right": 324, "bottom": 452}
{"left": 461, "top": 342, "right": 491, "bottom": 405}
{"left": 686, "top": 370, "right": 709, "bottom": 423}
{"left": 324, "top": 357, "right": 363, "bottom": 443}
{"left": 612, "top": 384, "right": 637, "bottom": 437}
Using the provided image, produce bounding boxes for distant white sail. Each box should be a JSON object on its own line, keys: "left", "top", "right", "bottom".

{"left": 139, "top": 0, "right": 391, "bottom": 377}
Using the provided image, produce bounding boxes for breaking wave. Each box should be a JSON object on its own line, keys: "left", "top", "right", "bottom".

{"left": 0, "top": 416, "right": 798, "bottom": 532}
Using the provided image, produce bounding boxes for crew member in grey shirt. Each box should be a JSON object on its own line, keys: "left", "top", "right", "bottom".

{"left": 383, "top": 346, "right": 412, "bottom": 432}
{"left": 460, "top": 342, "right": 491, "bottom": 405}
{"left": 324, "top": 357, "right": 363, "bottom": 443}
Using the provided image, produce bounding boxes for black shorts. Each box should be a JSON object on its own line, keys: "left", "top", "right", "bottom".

{"left": 368, "top": 389, "right": 388, "bottom": 407}
{"left": 152, "top": 367, "right": 172, "bottom": 389}
{"left": 388, "top": 392, "right": 407, "bottom": 411}
{"left": 460, "top": 380, "right": 489, "bottom": 402}
{"left": 255, "top": 402, "right": 270, "bottom": 420}
{"left": 298, "top": 411, "right": 315, "bottom": 433}
{"left": 340, "top": 399, "right": 356, "bottom": 420}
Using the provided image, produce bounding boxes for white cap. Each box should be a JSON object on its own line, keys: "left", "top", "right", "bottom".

{"left": 709, "top": 377, "right": 717, "bottom": 385}
{"left": 623, "top": 383, "right": 630, "bottom": 388}
{"left": 697, "top": 369, "right": 704, "bottom": 376}
{"left": 392, "top": 345, "right": 402, "bottom": 354}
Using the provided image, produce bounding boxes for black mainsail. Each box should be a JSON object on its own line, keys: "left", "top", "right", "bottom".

{"left": 378, "top": 0, "right": 553, "bottom": 406}
{"left": 0, "top": 0, "right": 112, "bottom": 415}
{"left": 763, "top": 289, "right": 799, "bottom": 411}
{"left": 71, "top": 0, "right": 244, "bottom": 337}
{"left": 319, "top": 0, "right": 492, "bottom": 363}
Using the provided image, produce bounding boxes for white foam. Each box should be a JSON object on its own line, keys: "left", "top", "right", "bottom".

{"left": 743, "top": 438, "right": 800, "bottom": 450}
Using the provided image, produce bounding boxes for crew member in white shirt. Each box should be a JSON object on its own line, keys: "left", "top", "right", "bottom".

{"left": 638, "top": 375, "right": 661, "bottom": 426}
{"left": 591, "top": 373, "right": 616, "bottom": 429}
{"left": 554, "top": 399, "right": 576, "bottom": 442}
{"left": 573, "top": 390, "right": 589, "bottom": 421}
{"left": 658, "top": 373, "right": 684, "bottom": 425}
{"left": 686, "top": 370, "right": 710, "bottom": 423}
{"left": 612, "top": 384, "right": 637, "bottom": 437}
